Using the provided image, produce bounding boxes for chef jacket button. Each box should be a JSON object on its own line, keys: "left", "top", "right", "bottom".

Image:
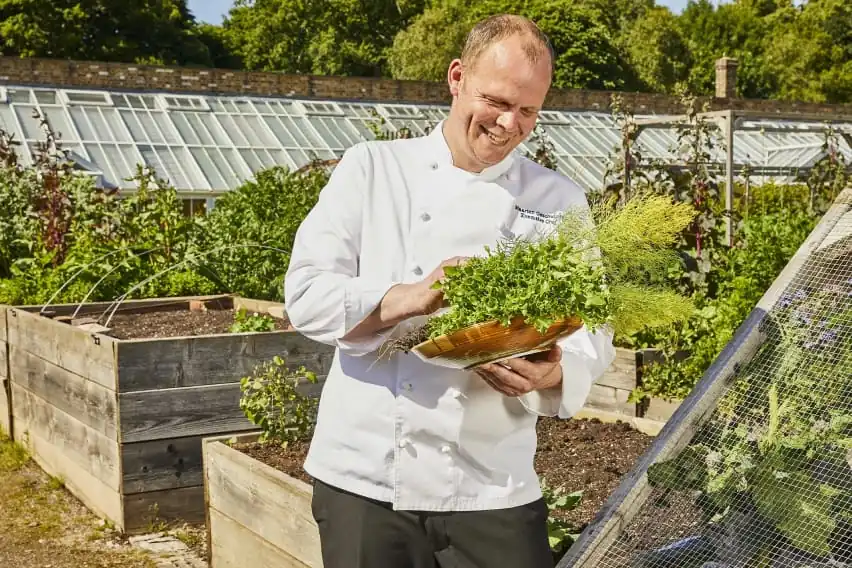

{"left": 429, "top": 162, "right": 438, "bottom": 170}
{"left": 441, "top": 444, "right": 452, "bottom": 454}
{"left": 412, "top": 266, "right": 423, "bottom": 276}
{"left": 402, "top": 382, "right": 413, "bottom": 391}
{"left": 420, "top": 212, "right": 431, "bottom": 222}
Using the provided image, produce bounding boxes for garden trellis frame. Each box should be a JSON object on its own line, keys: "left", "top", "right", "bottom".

{"left": 558, "top": 186, "right": 852, "bottom": 568}
{"left": 630, "top": 109, "right": 852, "bottom": 246}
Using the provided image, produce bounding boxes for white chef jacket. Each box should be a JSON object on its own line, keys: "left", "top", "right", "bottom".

{"left": 284, "top": 122, "right": 615, "bottom": 512}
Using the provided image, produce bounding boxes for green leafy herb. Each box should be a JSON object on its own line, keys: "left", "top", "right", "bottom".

{"left": 540, "top": 478, "right": 584, "bottom": 554}
{"left": 239, "top": 356, "right": 318, "bottom": 447}
{"left": 229, "top": 308, "right": 277, "bottom": 333}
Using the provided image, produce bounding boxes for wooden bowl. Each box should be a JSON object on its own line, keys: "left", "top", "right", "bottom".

{"left": 412, "top": 315, "right": 584, "bottom": 370}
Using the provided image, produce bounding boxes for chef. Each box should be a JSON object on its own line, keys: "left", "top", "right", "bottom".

{"left": 284, "top": 13, "right": 616, "bottom": 568}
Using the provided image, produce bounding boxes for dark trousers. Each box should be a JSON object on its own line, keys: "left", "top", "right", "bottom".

{"left": 311, "top": 479, "right": 554, "bottom": 568}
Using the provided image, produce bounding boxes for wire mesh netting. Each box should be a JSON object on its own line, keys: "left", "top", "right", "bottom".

{"left": 560, "top": 188, "right": 852, "bottom": 568}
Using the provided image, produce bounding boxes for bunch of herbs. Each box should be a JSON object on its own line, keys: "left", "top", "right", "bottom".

{"left": 422, "top": 193, "right": 697, "bottom": 342}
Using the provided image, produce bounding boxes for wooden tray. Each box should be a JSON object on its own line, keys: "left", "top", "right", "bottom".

{"left": 412, "top": 315, "right": 583, "bottom": 370}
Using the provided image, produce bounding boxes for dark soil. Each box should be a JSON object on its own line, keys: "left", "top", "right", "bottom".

{"left": 614, "top": 486, "right": 706, "bottom": 553}
{"left": 533, "top": 417, "right": 653, "bottom": 529}
{"left": 105, "top": 307, "right": 289, "bottom": 340}
{"left": 234, "top": 439, "right": 313, "bottom": 485}
{"left": 238, "top": 417, "right": 654, "bottom": 531}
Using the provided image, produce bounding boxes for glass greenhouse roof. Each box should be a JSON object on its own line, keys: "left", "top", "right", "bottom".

{"left": 0, "top": 85, "right": 849, "bottom": 196}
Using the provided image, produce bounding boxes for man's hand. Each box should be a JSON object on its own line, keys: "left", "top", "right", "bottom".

{"left": 342, "top": 256, "right": 468, "bottom": 341}
{"left": 408, "top": 255, "right": 468, "bottom": 316}
{"left": 474, "top": 345, "right": 563, "bottom": 397}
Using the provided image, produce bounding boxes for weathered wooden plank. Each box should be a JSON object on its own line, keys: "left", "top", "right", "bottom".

{"left": 205, "top": 438, "right": 322, "bottom": 567}
{"left": 11, "top": 383, "right": 120, "bottom": 490}
{"left": 209, "top": 508, "right": 312, "bottom": 568}
{"left": 117, "top": 331, "right": 335, "bottom": 392}
{"left": 6, "top": 309, "right": 117, "bottom": 390}
{"left": 10, "top": 346, "right": 118, "bottom": 440}
{"left": 119, "top": 383, "right": 256, "bottom": 443}
{"left": 583, "top": 384, "right": 636, "bottom": 417}
{"left": 0, "top": 307, "right": 9, "bottom": 436}
{"left": 0, "top": 306, "right": 8, "bottom": 343}
{"left": 0, "top": 341, "right": 7, "bottom": 382}
{"left": 232, "top": 297, "right": 287, "bottom": 319}
{"left": 123, "top": 485, "right": 206, "bottom": 534}
{"left": 121, "top": 435, "right": 206, "bottom": 494}
{"left": 642, "top": 397, "right": 681, "bottom": 422}
{"left": 573, "top": 408, "right": 666, "bottom": 437}
{"left": 0, "top": 379, "right": 10, "bottom": 439}
{"left": 596, "top": 348, "right": 638, "bottom": 391}
{"left": 12, "top": 388, "right": 123, "bottom": 529}
{"left": 0, "top": 379, "right": 10, "bottom": 437}
{"left": 11, "top": 294, "right": 233, "bottom": 318}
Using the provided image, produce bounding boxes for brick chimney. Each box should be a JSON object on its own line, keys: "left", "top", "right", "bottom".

{"left": 715, "top": 57, "right": 738, "bottom": 99}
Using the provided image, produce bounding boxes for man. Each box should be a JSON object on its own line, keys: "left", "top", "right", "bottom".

{"left": 284, "top": 14, "right": 615, "bottom": 568}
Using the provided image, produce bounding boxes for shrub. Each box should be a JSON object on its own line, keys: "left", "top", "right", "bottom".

{"left": 198, "top": 165, "right": 329, "bottom": 301}
{"left": 239, "top": 356, "right": 319, "bottom": 446}
{"left": 631, "top": 208, "right": 818, "bottom": 402}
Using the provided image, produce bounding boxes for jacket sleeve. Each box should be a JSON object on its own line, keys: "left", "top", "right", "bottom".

{"left": 284, "top": 143, "right": 400, "bottom": 356}
{"left": 518, "top": 324, "right": 616, "bottom": 418}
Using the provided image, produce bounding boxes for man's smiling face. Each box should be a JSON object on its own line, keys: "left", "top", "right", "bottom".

{"left": 446, "top": 33, "right": 552, "bottom": 173}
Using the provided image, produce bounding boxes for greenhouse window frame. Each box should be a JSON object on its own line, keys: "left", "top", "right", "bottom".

{"left": 61, "top": 90, "right": 114, "bottom": 107}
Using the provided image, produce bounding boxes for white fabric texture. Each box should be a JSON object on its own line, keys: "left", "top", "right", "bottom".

{"left": 284, "top": 123, "right": 616, "bottom": 512}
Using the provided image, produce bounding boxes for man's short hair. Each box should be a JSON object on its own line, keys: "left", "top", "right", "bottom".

{"left": 460, "top": 14, "right": 554, "bottom": 74}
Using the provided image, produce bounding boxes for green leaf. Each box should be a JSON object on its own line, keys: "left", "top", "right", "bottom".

{"left": 751, "top": 462, "right": 836, "bottom": 556}
{"left": 647, "top": 445, "right": 710, "bottom": 491}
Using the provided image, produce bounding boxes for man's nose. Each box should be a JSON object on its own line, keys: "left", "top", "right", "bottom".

{"left": 496, "top": 110, "right": 519, "bottom": 133}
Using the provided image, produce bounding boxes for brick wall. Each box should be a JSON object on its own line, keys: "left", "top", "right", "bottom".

{"left": 1, "top": 55, "right": 851, "bottom": 117}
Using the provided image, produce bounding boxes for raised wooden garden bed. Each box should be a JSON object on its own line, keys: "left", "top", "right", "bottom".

{"left": 204, "top": 432, "right": 322, "bottom": 567}
{"left": 203, "top": 418, "right": 655, "bottom": 568}
{"left": 0, "top": 294, "right": 334, "bottom": 533}
{"left": 0, "top": 311, "right": 11, "bottom": 437}
{"left": 582, "top": 347, "right": 682, "bottom": 431}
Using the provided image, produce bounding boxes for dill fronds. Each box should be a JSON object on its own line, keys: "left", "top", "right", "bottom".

{"left": 608, "top": 283, "right": 695, "bottom": 337}
{"left": 593, "top": 194, "right": 696, "bottom": 282}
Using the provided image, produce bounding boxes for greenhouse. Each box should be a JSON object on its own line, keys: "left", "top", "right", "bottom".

{"left": 0, "top": 83, "right": 850, "bottom": 208}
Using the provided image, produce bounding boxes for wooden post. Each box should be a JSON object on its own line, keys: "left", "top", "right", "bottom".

{"left": 623, "top": 143, "right": 631, "bottom": 203}
{"left": 744, "top": 176, "right": 751, "bottom": 218}
{"left": 725, "top": 110, "right": 735, "bottom": 247}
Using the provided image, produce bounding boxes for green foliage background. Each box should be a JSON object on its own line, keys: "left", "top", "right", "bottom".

{"left": 0, "top": 0, "right": 848, "bottom": 103}
{"left": 196, "top": 165, "right": 328, "bottom": 300}
{"left": 0, "top": 129, "right": 328, "bottom": 307}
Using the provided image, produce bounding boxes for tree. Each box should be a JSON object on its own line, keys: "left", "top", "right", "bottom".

{"left": 196, "top": 23, "right": 243, "bottom": 69}
{"left": 389, "top": 0, "right": 641, "bottom": 91}
{"left": 222, "top": 0, "right": 426, "bottom": 76}
{"left": 0, "top": 0, "right": 214, "bottom": 66}
{"left": 387, "top": 0, "right": 469, "bottom": 81}
{"left": 677, "top": 0, "right": 778, "bottom": 99}
{"left": 762, "top": 0, "right": 852, "bottom": 103}
{"left": 578, "top": 0, "right": 655, "bottom": 38}
{"left": 623, "top": 7, "right": 691, "bottom": 93}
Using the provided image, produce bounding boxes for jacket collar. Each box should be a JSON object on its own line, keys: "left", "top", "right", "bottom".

{"left": 425, "top": 120, "right": 518, "bottom": 182}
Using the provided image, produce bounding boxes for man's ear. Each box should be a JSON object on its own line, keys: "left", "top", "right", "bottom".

{"left": 447, "top": 59, "right": 463, "bottom": 97}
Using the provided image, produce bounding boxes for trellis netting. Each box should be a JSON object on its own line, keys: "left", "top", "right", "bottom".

{"left": 559, "top": 188, "right": 852, "bottom": 568}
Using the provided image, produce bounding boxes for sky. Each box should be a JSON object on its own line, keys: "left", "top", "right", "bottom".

{"left": 187, "top": 0, "right": 694, "bottom": 25}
